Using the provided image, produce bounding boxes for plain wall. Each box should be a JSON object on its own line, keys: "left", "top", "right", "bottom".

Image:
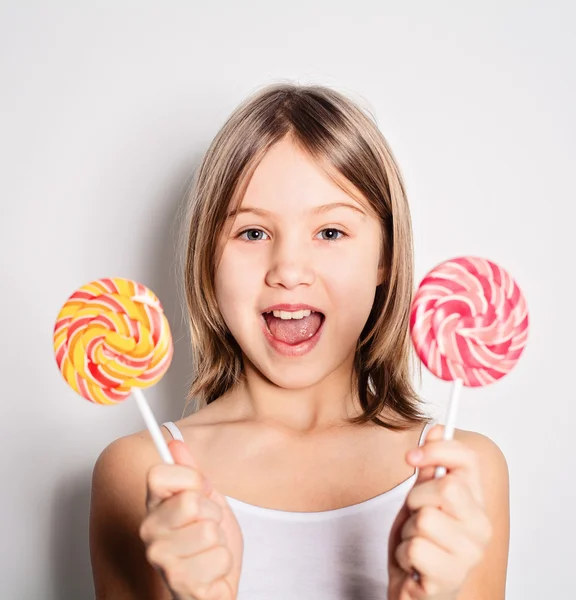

{"left": 1, "top": 1, "right": 574, "bottom": 598}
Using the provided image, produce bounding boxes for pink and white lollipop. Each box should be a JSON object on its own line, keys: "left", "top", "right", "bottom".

{"left": 410, "top": 256, "right": 529, "bottom": 476}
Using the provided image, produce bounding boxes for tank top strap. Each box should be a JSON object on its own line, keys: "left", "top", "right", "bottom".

{"left": 162, "top": 421, "right": 185, "bottom": 442}
{"left": 417, "top": 420, "right": 436, "bottom": 447}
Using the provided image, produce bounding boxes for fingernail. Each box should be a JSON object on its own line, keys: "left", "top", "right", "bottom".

{"left": 408, "top": 449, "right": 423, "bottom": 463}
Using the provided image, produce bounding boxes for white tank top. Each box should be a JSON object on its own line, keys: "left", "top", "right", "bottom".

{"left": 162, "top": 420, "right": 434, "bottom": 600}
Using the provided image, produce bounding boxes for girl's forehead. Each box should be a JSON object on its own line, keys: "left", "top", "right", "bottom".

{"left": 236, "top": 139, "right": 374, "bottom": 217}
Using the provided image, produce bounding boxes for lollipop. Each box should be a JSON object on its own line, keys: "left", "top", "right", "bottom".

{"left": 410, "top": 256, "right": 529, "bottom": 476}
{"left": 53, "top": 277, "right": 175, "bottom": 464}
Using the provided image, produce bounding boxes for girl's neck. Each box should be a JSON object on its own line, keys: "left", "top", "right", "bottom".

{"left": 223, "top": 359, "right": 365, "bottom": 434}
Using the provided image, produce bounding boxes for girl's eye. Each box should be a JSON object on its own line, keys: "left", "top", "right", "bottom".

{"left": 238, "top": 228, "right": 269, "bottom": 241}
{"left": 317, "top": 228, "right": 345, "bottom": 241}
{"left": 238, "top": 228, "right": 345, "bottom": 242}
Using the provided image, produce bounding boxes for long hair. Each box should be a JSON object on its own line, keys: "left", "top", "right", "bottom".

{"left": 181, "top": 82, "right": 428, "bottom": 430}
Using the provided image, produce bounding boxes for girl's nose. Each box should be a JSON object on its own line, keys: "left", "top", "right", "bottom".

{"left": 264, "top": 237, "right": 315, "bottom": 290}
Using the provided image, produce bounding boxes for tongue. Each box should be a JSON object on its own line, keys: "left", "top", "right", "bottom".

{"left": 265, "top": 313, "right": 323, "bottom": 345}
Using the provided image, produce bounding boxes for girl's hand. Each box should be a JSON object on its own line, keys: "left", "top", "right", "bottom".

{"left": 139, "top": 440, "right": 244, "bottom": 600}
{"left": 388, "top": 425, "right": 494, "bottom": 600}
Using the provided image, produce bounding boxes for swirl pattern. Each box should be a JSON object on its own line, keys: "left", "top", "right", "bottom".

{"left": 410, "top": 256, "right": 528, "bottom": 387}
{"left": 53, "top": 278, "right": 173, "bottom": 404}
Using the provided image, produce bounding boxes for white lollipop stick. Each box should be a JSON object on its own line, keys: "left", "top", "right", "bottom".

{"left": 132, "top": 387, "right": 174, "bottom": 464}
{"left": 434, "top": 378, "right": 463, "bottom": 478}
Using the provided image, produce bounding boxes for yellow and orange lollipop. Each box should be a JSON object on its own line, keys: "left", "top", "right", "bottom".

{"left": 53, "top": 277, "right": 175, "bottom": 463}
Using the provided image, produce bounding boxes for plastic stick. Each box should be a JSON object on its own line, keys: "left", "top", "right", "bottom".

{"left": 132, "top": 388, "right": 174, "bottom": 464}
{"left": 435, "top": 378, "right": 463, "bottom": 478}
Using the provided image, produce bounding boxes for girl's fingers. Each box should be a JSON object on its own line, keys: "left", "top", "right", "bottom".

{"left": 147, "top": 542, "right": 233, "bottom": 589}
{"left": 422, "top": 424, "right": 444, "bottom": 443}
{"left": 396, "top": 532, "right": 485, "bottom": 598}
{"left": 182, "top": 545, "right": 233, "bottom": 585}
{"left": 140, "top": 491, "right": 223, "bottom": 541}
{"left": 395, "top": 536, "right": 454, "bottom": 582}
{"left": 400, "top": 506, "right": 484, "bottom": 558}
{"left": 414, "top": 464, "right": 436, "bottom": 485}
{"left": 168, "top": 439, "right": 201, "bottom": 469}
{"left": 407, "top": 425, "right": 484, "bottom": 504}
{"left": 406, "top": 476, "right": 492, "bottom": 546}
{"left": 192, "top": 578, "right": 235, "bottom": 600}
{"left": 412, "top": 425, "right": 456, "bottom": 487}
{"left": 400, "top": 570, "right": 440, "bottom": 600}
{"left": 410, "top": 426, "right": 477, "bottom": 475}
{"left": 407, "top": 474, "right": 473, "bottom": 520}
{"left": 146, "top": 518, "right": 227, "bottom": 558}
{"left": 146, "top": 463, "right": 211, "bottom": 512}
{"left": 395, "top": 535, "right": 478, "bottom": 597}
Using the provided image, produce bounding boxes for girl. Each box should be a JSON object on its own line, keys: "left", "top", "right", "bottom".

{"left": 90, "top": 83, "right": 509, "bottom": 600}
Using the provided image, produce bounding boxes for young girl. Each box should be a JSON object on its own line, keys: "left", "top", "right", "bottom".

{"left": 90, "top": 83, "right": 509, "bottom": 600}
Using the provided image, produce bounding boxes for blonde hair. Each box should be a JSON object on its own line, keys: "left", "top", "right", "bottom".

{"left": 181, "top": 82, "right": 428, "bottom": 430}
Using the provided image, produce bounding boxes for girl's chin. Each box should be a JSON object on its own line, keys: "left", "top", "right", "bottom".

{"left": 241, "top": 353, "right": 329, "bottom": 389}
{"left": 260, "top": 368, "right": 330, "bottom": 391}
{"left": 246, "top": 352, "right": 353, "bottom": 392}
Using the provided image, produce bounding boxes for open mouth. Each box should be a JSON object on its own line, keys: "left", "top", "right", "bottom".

{"left": 262, "top": 310, "right": 325, "bottom": 346}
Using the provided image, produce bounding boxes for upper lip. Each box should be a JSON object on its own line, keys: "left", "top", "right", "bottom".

{"left": 262, "top": 303, "right": 324, "bottom": 314}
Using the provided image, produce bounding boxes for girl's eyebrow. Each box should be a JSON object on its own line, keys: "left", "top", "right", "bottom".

{"left": 226, "top": 202, "right": 367, "bottom": 219}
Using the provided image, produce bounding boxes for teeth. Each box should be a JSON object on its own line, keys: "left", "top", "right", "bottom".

{"left": 271, "top": 309, "right": 312, "bottom": 320}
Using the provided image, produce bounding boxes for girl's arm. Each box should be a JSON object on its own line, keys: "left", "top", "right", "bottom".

{"left": 90, "top": 435, "right": 173, "bottom": 600}
{"left": 453, "top": 430, "right": 510, "bottom": 599}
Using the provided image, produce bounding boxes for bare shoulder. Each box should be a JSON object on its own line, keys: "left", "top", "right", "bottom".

{"left": 93, "top": 400, "right": 226, "bottom": 485}
{"left": 453, "top": 427, "right": 503, "bottom": 451}
{"left": 91, "top": 405, "right": 217, "bottom": 514}
{"left": 90, "top": 431, "right": 173, "bottom": 599}
{"left": 92, "top": 404, "right": 219, "bottom": 507}
{"left": 453, "top": 427, "right": 509, "bottom": 481}
{"left": 92, "top": 430, "right": 162, "bottom": 501}
{"left": 452, "top": 427, "right": 510, "bottom": 506}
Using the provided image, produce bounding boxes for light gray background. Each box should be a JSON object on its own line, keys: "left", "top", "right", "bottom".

{"left": 1, "top": 2, "right": 574, "bottom": 599}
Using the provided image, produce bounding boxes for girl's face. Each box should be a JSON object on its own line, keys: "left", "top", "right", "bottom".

{"left": 214, "top": 137, "right": 384, "bottom": 390}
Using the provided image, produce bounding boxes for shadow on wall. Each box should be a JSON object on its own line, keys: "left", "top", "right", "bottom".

{"left": 144, "top": 151, "right": 206, "bottom": 423}
{"left": 50, "top": 152, "right": 205, "bottom": 599}
{"left": 50, "top": 470, "right": 94, "bottom": 600}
